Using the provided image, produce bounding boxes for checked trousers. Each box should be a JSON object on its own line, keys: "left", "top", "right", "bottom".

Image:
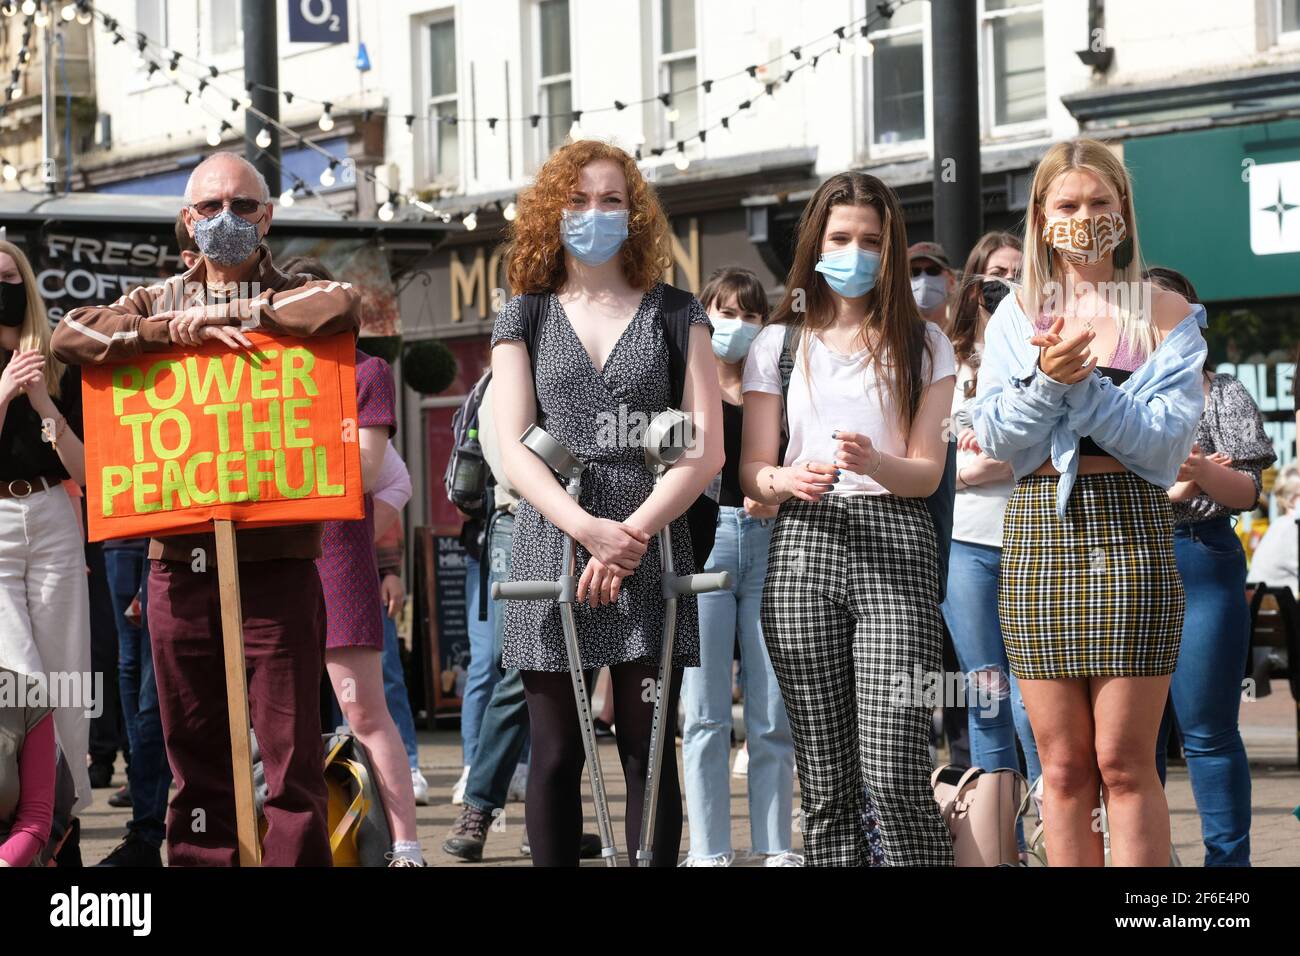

{"left": 761, "top": 493, "right": 954, "bottom": 867}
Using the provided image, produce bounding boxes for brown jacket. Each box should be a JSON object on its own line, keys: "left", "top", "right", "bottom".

{"left": 52, "top": 244, "right": 362, "bottom": 563}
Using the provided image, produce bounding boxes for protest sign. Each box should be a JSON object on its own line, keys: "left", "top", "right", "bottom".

{"left": 81, "top": 331, "right": 364, "bottom": 542}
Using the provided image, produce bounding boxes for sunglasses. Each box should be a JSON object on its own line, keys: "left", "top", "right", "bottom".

{"left": 190, "top": 197, "right": 265, "bottom": 221}
{"left": 911, "top": 264, "right": 945, "bottom": 278}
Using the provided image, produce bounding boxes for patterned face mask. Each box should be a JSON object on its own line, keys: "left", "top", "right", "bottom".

{"left": 193, "top": 208, "right": 262, "bottom": 267}
{"left": 1041, "top": 212, "right": 1127, "bottom": 265}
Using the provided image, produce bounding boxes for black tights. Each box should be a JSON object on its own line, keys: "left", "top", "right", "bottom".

{"left": 521, "top": 662, "right": 684, "bottom": 867}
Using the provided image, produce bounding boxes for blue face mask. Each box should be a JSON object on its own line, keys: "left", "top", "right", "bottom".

{"left": 561, "top": 208, "right": 629, "bottom": 266}
{"left": 710, "top": 316, "right": 761, "bottom": 363}
{"left": 815, "top": 246, "right": 881, "bottom": 298}
{"left": 193, "top": 208, "right": 262, "bottom": 267}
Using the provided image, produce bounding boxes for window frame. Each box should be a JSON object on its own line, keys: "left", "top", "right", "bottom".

{"left": 980, "top": 0, "right": 1049, "bottom": 139}
{"left": 532, "top": 0, "right": 574, "bottom": 161}
{"left": 863, "top": 1, "right": 932, "bottom": 160}
{"left": 421, "top": 13, "right": 462, "bottom": 189}
{"left": 205, "top": 0, "right": 244, "bottom": 63}
{"left": 1278, "top": 0, "right": 1300, "bottom": 45}
{"left": 653, "top": 0, "right": 701, "bottom": 149}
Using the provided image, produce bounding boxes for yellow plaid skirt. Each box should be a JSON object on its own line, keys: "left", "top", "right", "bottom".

{"left": 999, "top": 472, "right": 1184, "bottom": 680}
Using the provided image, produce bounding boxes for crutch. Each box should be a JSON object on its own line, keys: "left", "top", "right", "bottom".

{"left": 636, "top": 410, "right": 732, "bottom": 866}
{"left": 490, "top": 425, "right": 619, "bottom": 866}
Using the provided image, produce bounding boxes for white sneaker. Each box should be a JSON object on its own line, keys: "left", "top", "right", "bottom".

{"left": 731, "top": 748, "right": 749, "bottom": 777}
{"left": 678, "top": 851, "right": 734, "bottom": 867}
{"left": 762, "top": 850, "right": 805, "bottom": 867}
{"left": 450, "top": 766, "right": 470, "bottom": 806}
{"left": 411, "top": 769, "right": 429, "bottom": 806}
{"left": 507, "top": 763, "right": 528, "bottom": 803}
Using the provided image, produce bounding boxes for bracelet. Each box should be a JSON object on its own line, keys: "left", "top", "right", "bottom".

{"left": 867, "top": 448, "right": 884, "bottom": 479}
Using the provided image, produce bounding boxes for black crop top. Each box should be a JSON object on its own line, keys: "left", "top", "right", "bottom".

{"left": 719, "top": 400, "right": 744, "bottom": 507}
{"left": 1077, "top": 366, "right": 1131, "bottom": 458}
{"left": 0, "top": 361, "right": 83, "bottom": 482}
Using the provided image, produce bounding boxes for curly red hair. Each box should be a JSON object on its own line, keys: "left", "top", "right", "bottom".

{"left": 505, "top": 141, "right": 671, "bottom": 294}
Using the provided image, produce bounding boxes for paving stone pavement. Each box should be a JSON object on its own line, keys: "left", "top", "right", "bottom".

{"left": 78, "top": 680, "right": 1299, "bottom": 867}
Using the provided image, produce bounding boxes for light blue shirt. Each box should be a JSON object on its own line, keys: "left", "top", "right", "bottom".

{"left": 972, "top": 295, "right": 1208, "bottom": 520}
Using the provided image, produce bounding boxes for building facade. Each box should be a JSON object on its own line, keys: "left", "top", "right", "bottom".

{"left": 10, "top": 0, "right": 1300, "bottom": 528}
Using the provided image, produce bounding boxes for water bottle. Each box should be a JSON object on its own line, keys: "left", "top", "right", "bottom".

{"left": 451, "top": 427, "right": 485, "bottom": 505}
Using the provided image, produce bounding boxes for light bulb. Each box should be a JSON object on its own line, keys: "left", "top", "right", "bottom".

{"left": 674, "top": 152, "right": 690, "bottom": 172}
{"left": 2, "top": 3, "right": 15, "bottom": 17}
{"left": 3, "top": 162, "right": 16, "bottom": 181}
{"left": 207, "top": 125, "right": 223, "bottom": 147}
{"left": 34, "top": 9, "right": 48, "bottom": 25}
{"left": 77, "top": 7, "right": 91, "bottom": 24}
{"left": 856, "top": 35, "right": 874, "bottom": 57}
{"left": 7, "top": 86, "right": 19, "bottom": 101}
{"left": 378, "top": 201, "right": 395, "bottom": 222}
{"left": 318, "top": 109, "right": 335, "bottom": 132}
{"left": 319, "top": 165, "right": 336, "bottom": 187}
{"left": 279, "top": 188, "right": 295, "bottom": 207}
{"left": 463, "top": 211, "right": 478, "bottom": 231}
{"left": 502, "top": 201, "right": 517, "bottom": 221}
{"left": 21, "top": 0, "right": 36, "bottom": 15}
{"left": 240, "top": 95, "right": 252, "bottom": 110}
{"left": 60, "top": 3, "right": 76, "bottom": 21}
{"left": 664, "top": 107, "right": 679, "bottom": 123}
{"left": 255, "top": 127, "right": 272, "bottom": 149}
{"left": 568, "top": 120, "right": 581, "bottom": 140}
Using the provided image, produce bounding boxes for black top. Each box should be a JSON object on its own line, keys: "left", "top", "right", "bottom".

{"left": 1077, "top": 366, "right": 1131, "bottom": 459}
{"left": 0, "top": 359, "right": 83, "bottom": 482}
{"left": 719, "top": 400, "right": 745, "bottom": 507}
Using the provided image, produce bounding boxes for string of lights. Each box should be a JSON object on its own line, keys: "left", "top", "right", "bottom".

{"left": 12, "top": 0, "right": 907, "bottom": 226}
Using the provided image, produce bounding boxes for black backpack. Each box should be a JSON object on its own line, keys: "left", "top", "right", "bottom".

{"left": 777, "top": 322, "right": 955, "bottom": 601}
{"left": 443, "top": 368, "right": 494, "bottom": 513}
{"left": 518, "top": 285, "right": 718, "bottom": 564}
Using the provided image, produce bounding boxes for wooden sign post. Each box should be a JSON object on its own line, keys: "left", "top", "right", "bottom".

{"left": 80, "top": 332, "right": 364, "bottom": 866}
{"left": 214, "top": 519, "right": 260, "bottom": 866}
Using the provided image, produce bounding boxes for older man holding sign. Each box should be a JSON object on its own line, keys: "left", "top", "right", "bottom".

{"left": 52, "top": 153, "right": 362, "bottom": 867}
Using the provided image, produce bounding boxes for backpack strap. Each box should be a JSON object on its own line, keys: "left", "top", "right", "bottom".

{"left": 778, "top": 322, "right": 797, "bottom": 464}
{"left": 519, "top": 292, "right": 550, "bottom": 418}
{"left": 658, "top": 283, "right": 696, "bottom": 409}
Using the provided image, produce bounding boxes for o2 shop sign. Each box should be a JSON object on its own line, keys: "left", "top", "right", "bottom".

{"left": 288, "top": 0, "right": 348, "bottom": 44}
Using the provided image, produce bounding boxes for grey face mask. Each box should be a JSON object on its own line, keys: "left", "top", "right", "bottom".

{"left": 193, "top": 208, "right": 262, "bottom": 267}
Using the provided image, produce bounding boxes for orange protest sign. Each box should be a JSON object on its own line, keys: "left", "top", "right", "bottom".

{"left": 81, "top": 331, "right": 364, "bottom": 542}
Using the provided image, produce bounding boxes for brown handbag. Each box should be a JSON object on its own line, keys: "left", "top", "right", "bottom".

{"left": 930, "top": 764, "right": 1027, "bottom": 867}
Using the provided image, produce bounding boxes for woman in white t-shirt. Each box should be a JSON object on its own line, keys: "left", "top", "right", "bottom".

{"left": 740, "top": 171, "right": 956, "bottom": 866}
{"left": 943, "top": 233, "right": 1042, "bottom": 791}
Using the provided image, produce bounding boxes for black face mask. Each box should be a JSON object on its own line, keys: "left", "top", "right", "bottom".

{"left": 0, "top": 281, "right": 27, "bottom": 328}
{"left": 980, "top": 278, "right": 1011, "bottom": 316}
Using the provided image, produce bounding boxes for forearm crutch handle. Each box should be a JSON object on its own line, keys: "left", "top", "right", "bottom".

{"left": 493, "top": 580, "right": 564, "bottom": 601}
{"left": 666, "top": 571, "right": 732, "bottom": 596}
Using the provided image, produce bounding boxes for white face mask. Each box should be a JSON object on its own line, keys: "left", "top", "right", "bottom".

{"left": 911, "top": 273, "right": 948, "bottom": 311}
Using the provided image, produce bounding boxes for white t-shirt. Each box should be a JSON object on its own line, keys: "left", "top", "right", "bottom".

{"left": 950, "top": 353, "right": 1015, "bottom": 547}
{"left": 743, "top": 321, "right": 956, "bottom": 495}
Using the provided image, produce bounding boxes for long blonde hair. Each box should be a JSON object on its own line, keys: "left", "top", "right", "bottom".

{"left": 1020, "top": 138, "right": 1158, "bottom": 360}
{"left": 0, "top": 240, "right": 63, "bottom": 398}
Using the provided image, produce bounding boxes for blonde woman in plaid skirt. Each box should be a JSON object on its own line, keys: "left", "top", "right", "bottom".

{"left": 740, "top": 172, "right": 956, "bottom": 867}
{"left": 972, "top": 139, "right": 1208, "bottom": 866}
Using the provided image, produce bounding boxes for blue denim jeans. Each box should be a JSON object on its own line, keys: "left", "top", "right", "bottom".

{"left": 381, "top": 613, "right": 421, "bottom": 773}
{"left": 941, "top": 540, "right": 1041, "bottom": 786}
{"left": 1157, "top": 517, "right": 1252, "bottom": 866}
{"left": 682, "top": 507, "right": 794, "bottom": 859}
{"left": 463, "top": 513, "right": 532, "bottom": 814}
{"left": 103, "top": 546, "right": 172, "bottom": 848}
{"left": 461, "top": 551, "right": 501, "bottom": 765}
